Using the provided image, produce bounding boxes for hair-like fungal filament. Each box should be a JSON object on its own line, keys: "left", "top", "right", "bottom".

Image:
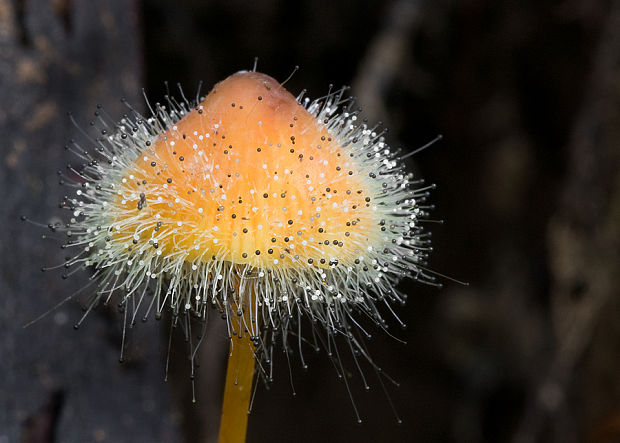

{"left": 37, "top": 71, "right": 441, "bottom": 422}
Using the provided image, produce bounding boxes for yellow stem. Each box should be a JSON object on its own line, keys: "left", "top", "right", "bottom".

{"left": 218, "top": 332, "right": 255, "bottom": 443}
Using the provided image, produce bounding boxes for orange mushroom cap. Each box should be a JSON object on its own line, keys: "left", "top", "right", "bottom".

{"left": 115, "top": 72, "right": 378, "bottom": 270}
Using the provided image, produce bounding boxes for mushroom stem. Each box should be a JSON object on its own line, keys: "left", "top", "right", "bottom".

{"left": 218, "top": 331, "right": 255, "bottom": 443}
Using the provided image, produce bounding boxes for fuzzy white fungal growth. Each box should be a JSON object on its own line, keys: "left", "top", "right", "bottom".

{"left": 47, "top": 71, "right": 439, "bottom": 416}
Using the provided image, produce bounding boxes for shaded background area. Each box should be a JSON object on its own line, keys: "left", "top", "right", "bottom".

{"left": 2, "top": 0, "right": 619, "bottom": 442}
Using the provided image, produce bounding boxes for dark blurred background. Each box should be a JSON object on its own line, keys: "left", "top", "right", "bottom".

{"left": 2, "top": 0, "right": 620, "bottom": 442}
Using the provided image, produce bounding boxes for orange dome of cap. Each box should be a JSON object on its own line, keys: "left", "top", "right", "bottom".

{"left": 115, "top": 72, "right": 378, "bottom": 270}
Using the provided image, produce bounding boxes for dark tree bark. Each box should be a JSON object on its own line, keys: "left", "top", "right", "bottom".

{"left": 1, "top": 1, "right": 179, "bottom": 442}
